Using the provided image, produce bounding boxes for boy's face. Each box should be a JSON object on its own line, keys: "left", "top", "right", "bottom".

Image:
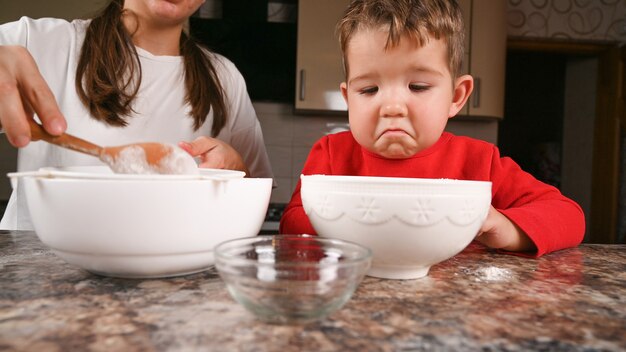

{"left": 341, "top": 29, "right": 470, "bottom": 159}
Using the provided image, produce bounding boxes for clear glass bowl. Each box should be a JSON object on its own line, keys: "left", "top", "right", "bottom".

{"left": 214, "top": 235, "right": 372, "bottom": 324}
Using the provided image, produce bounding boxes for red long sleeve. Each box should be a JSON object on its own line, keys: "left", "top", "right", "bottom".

{"left": 279, "top": 132, "right": 585, "bottom": 257}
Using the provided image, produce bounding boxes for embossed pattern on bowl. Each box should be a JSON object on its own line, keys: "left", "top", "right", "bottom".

{"left": 301, "top": 175, "right": 492, "bottom": 280}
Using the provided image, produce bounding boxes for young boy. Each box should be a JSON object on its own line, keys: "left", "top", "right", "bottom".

{"left": 279, "top": 0, "right": 584, "bottom": 256}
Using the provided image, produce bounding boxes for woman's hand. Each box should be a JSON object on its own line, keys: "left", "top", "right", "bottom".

{"left": 475, "top": 206, "right": 536, "bottom": 252}
{"left": 0, "top": 45, "right": 66, "bottom": 147}
{"left": 179, "top": 137, "right": 249, "bottom": 176}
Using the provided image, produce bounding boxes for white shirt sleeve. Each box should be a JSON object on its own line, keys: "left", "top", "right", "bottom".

{"left": 0, "top": 16, "right": 29, "bottom": 45}
{"left": 212, "top": 55, "right": 274, "bottom": 179}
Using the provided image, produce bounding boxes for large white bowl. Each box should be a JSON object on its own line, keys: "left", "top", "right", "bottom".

{"left": 19, "top": 166, "right": 272, "bottom": 278}
{"left": 301, "top": 175, "right": 491, "bottom": 280}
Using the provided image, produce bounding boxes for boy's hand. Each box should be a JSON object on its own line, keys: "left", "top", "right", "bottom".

{"left": 475, "top": 206, "right": 536, "bottom": 252}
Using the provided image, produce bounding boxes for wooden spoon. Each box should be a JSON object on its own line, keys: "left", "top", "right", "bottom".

{"left": 28, "top": 119, "right": 198, "bottom": 174}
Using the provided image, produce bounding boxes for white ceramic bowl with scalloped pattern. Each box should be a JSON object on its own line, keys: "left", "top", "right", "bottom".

{"left": 301, "top": 175, "right": 491, "bottom": 279}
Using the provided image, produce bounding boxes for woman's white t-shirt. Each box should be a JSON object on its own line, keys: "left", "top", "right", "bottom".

{"left": 0, "top": 17, "right": 274, "bottom": 230}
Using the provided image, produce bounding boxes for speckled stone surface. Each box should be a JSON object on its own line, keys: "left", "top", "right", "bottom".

{"left": 0, "top": 230, "right": 624, "bottom": 351}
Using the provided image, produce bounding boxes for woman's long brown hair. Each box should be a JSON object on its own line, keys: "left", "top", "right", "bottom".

{"left": 75, "top": 0, "right": 227, "bottom": 136}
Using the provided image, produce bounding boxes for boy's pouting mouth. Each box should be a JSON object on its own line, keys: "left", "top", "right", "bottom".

{"left": 374, "top": 126, "right": 419, "bottom": 159}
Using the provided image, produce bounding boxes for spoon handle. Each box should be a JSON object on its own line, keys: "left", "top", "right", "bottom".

{"left": 28, "top": 119, "right": 103, "bottom": 157}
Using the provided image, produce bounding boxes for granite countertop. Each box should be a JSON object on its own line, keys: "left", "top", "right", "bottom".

{"left": 0, "top": 230, "right": 624, "bottom": 351}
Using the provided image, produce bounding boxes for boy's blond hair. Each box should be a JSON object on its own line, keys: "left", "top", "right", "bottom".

{"left": 337, "top": 0, "right": 465, "bottom": 79}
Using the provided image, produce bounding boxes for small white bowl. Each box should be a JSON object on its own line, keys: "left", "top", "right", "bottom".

{"left": 16, "top": 166, "right": 272, "bottom": 278}
{"left": 301, "top": 175, "right": 492, "bottom": 280}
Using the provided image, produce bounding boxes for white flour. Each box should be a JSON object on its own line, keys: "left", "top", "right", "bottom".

{"left": 476, "top": 266, "right": 512, "bottom": 282}
{"left": 104, "top": 144, "right": 199, "bottom": 175}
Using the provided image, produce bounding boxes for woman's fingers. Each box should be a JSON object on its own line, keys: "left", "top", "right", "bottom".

{"left": 179, "top": 137, "right": 248, "bottom": 174}
{"left": 179, "top": 138, "right": 226, "bottom": 169}
{"left": 16, "top": 47, "right": 66, "bottom": 135}
{"left": 0, "top": 46, "right": 66, "bottom": 147}
{"left": 178, "top": 137, "right": 218, "bottom": 157}
{"left": 0, "top": 72, "right": 30, "bottom": 147}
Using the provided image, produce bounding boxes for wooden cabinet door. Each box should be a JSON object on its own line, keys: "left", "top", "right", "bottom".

{"left": 295, "top": 0, "right": 349, "bottom": 112}
{"left": 459, "top": 0, "right": 507, "bottom": 119}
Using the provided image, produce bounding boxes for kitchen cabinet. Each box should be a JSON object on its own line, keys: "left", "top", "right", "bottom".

{"left": 458, "top": 0, "right": 507, "bottom": 119}
{"left": 294, "top": 0, "right": 506, "bottom": 119}
{"left": 191, "top": 0, "right": 297, "bottom": 103}
{"left": 294, "top": 0, "right": 349, "bottom": 112}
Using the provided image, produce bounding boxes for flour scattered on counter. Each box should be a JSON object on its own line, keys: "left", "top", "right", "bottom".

{"left": 476, "top": 266, "right": 513, "bottom": 282}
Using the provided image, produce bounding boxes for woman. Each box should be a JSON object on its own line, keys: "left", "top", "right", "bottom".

{"left": 0, "top": 0, "right": 274, "bottom": 230}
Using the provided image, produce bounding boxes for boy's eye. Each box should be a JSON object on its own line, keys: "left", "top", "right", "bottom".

{"left": 409, "top": 84, "right": 429, "bottom": 92}
{"left": 359, "top": 86, "right": 378, "bottom": 95}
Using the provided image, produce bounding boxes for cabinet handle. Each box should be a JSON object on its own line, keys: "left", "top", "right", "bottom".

{"left": 472, "top": 77, "right": 481, "bottom": 108}
{"left": 299, "top": 69, "right": 306, "bottom": 101}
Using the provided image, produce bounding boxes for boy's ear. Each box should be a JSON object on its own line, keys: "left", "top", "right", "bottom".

{"left": 448, "top": 74, "right": 473, "bottom": 118}
{"left": 340, "top": 82, "right": 348, "bottom": 103}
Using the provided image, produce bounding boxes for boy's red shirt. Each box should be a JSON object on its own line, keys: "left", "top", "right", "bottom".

{"left": 279, "top": 131, "right": 585, "bottom": 257}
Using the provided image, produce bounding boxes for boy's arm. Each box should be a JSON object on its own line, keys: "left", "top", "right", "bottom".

{"left": 279, "top": 181, "right": 316, "bottom": 235}
{"left": 490, "top": 151, "right": 585, "bottom": 257}
{"left": 279, "top": 137, "right": 333, "bottom": 235}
